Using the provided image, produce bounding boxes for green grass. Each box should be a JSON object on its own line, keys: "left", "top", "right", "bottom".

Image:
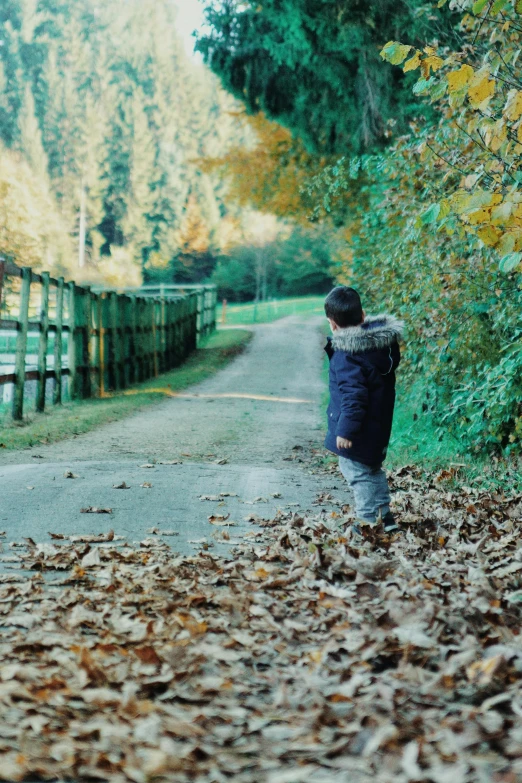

{"left": 387, "top": 382, "right": 462, "bottom": 469}
{"left": 218, "top": 296, "right": 324, "bottom": 325}
{"left": 0, "top": 329, "right": 252, "bottom": 451}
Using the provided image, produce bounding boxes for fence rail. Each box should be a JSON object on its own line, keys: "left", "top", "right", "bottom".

{"left": 0, "top": 260, "right": 217, "bottom": 421}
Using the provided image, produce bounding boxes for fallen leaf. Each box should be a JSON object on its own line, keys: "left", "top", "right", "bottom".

{"left": 81, "top": 548, "right": 102, "bottom": 567}
{"left": 80, "top": 507, "right": 113, "bottom": 514}
{"left": 208, "top": 513, "right": 230, "bottom": 523}
{"left": 65, "top": 530, "right": 116, "bottom": 544}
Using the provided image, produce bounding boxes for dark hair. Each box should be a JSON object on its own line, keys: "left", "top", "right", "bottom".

{"left": 324, "top": 286, "right": 363, "bottom": 327}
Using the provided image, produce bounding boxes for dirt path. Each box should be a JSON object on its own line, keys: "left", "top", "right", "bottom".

{"left": 0, "top": 317, "right": 341, "bottom": 552}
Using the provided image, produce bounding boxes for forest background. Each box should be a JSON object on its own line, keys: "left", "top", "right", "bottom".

{"left": 1, "top": 0, "right": 522, "bottom": 460}
{"left": 0, "top": 0, "right": 336, "bottom": 300}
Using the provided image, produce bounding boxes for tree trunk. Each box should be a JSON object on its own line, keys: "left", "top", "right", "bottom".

{"left": 78, "top": 180, "right": 87, "bottom": 268}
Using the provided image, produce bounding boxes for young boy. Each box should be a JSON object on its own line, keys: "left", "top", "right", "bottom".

{"left": 324, "top": 286, "right": 404, "bottom": 534}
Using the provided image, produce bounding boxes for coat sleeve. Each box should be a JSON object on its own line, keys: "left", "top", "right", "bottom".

{"left": 335, "top": 356, "right": 369, "bottom": 441}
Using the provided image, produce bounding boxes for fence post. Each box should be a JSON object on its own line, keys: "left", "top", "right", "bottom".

{"left": 115, "top": 294, "right": 124, "bottom": 389}
{"left": 136, "top": 297, "right": 144, "bottom": 382}
{"left": 147, "top": 299, "right": 154, "bottom": 378}
{"left": 212, "top": 288, "right": 217, "bottom": 331}
{"left": 177, "top": 299, "right": 184, "bottom": 364}
{"left": 121, "top": 295, "right": 129, "bottom": 388}
{"left": 152, "top": 299, "right": 159, "bottom": 378}
{"left": 121, "top": 296, "right": 128, "bottom": 388}
{"left": 92, "top": 292, "right": 101, "bottom": 397}
{"left": 100, "top": 293, "right": 109, "bottom": 395}
{"left": 109, "top": 292, "right": 120, "bottom": 390}
{"left": 159, "top": 295, "right": 166, "bottom": 373}
{"left": 12, "top": 267, "right": 31, "bottom": 420}
{"left": 53, "top": 277, "right": 64, "bottom": 405}
{"left": 67, "top": 282, "right": 78, "bottom": 400}
{"left": 128, "top": 295, "right": 137, "bottom": 384}
{"left": 82, "top": 287, "right": 92, "bottom": 399}
{"left": 192, "top": 294, "right": 198, "bottom": 352}
{"left": 36, "top": 271, "right": 50, "bottom": 412}
{"left": 196, "top": 289, "right": 203, "bottom": 344}
{"left": 0, "top": 259, "right": 5, "bottom": 315}
{"left": 173, "top": 299, "right": 180, "bottom": 365}
{"left": 164, "top": 299, "right": 171, "bottom": 370}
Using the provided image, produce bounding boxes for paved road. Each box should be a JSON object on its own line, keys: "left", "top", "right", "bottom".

{"left": 0, "top": 317, "right": 343, "bottom": 554}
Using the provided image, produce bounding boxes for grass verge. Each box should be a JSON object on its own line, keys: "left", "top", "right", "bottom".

{"left": 219, "top": 296, "right": 324, "bottom": 325}
{"left": 0, "top": 329, "right": 252, "bottom": 451}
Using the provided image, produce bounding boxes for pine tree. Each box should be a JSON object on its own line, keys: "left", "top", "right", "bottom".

{"left": 197, "top": 0, "right": 459, "bottom": 154}
{"left": 17, "top": 83, "right": 49, "bottom": 180}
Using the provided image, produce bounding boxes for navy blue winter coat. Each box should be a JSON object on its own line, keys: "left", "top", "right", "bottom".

{"left": 324, "top": 314, "right": 403, "bottom": 467}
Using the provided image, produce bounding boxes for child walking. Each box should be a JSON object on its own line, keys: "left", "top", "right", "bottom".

{"left": 324, "top": 286, "right": 404, "bottom": 534}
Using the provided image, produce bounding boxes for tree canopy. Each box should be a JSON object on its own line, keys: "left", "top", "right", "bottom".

{"left": 197, "top": 0, "right": 458, "bottom": 154}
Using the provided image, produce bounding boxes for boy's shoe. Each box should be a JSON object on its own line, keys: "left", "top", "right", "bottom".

{"left": 382, "top": 511, "right": 399, "bottom": 534}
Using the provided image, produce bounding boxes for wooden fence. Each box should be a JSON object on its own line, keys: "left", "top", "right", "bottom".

{"left": 121, "top": 284, "right": 217, "bottom": 344}
{"left": 0, "top": 259, "right": 217, "bottom": 421}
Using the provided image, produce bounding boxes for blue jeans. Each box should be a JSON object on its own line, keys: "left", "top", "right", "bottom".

{"left": 339, "top": 457, "right": 391, "bottom": 523}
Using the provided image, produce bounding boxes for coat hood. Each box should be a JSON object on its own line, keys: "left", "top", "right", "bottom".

{"left": 330, "top": 313, "right": 404, "bottom": 354}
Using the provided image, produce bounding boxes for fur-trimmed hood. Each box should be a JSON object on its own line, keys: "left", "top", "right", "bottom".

{"left": 330, "top": 313, "right": 404, "bottom": 354}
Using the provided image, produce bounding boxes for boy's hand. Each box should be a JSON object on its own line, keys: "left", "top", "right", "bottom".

{"left": 336, "top": 436, "right": 352, "bottom": 450}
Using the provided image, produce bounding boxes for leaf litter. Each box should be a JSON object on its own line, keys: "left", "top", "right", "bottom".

{"left": 0, "top": 465, "right": 521, "bottom": 782}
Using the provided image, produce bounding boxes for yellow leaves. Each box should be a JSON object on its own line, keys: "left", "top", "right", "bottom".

{"left": 504, "top": 89, "right": 522, "bottom": 121}
{"left": 468, "top": 208, "right": 492, "bottom": 225}
{"left": 497, "top": 229, "right": 522, "bottom": 255}
{"left": 491, "top": 201, "right": 514, "bottom": 225}
{"left": 421, "top": 54, "right": 444, "bottom": 78}
{"left": 490, "top": 125, "right": 507, "bottom": 153}
{"left": 404, "top": 51, "right": 421, "bottom": 72}
{"left": 447, "top": 64, "right": 474, "bottom": 93}
{"left": 380, "top": 41, "right": 412, "bottom": 65}
{"left": 467, "top": 71, "right": 495, "bottom": 108}
{"left": 397, "top": 45, "right": 444, "bottom": 77}
{"left": 477, "top": 225, "right": 501, "bottom": 246}
{"left": 450, "top": 189, "right": 501, "bottom": 216}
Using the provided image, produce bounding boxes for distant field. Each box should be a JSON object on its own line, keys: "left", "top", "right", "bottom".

{"left": 218, "top": 297, "right": 325, "bottom": 325}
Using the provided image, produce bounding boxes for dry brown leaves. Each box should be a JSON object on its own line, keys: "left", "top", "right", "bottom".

{"left": 0, "top": 466, "right": 521, "bottom": 782}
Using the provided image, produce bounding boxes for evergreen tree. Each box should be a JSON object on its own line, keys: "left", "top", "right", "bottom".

{"left": 197, "top": 0, "right": 459, "bottom": 154}
{"left": 0, "top": 0, "right": 253, "bottom": 283}
{"left": 17, "top": 82, "right": 48, "bottom": 180}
